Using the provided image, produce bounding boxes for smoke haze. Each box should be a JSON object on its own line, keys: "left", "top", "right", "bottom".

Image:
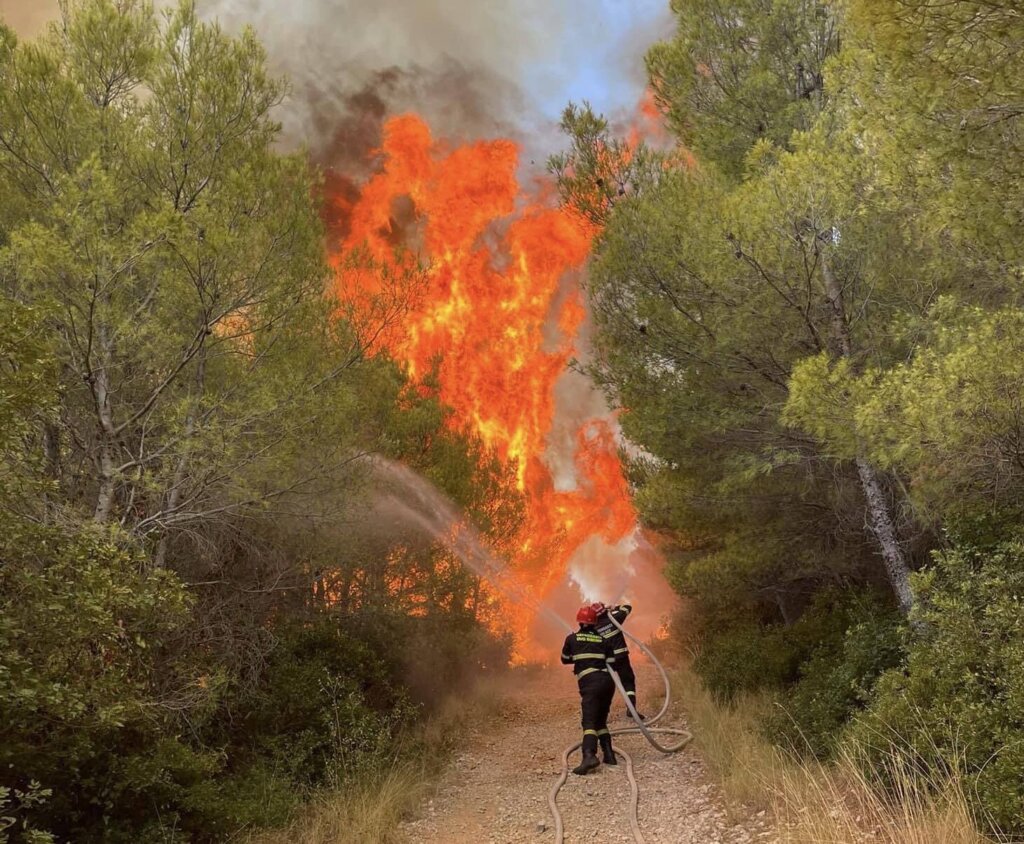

{"left": 201, "top": 0, "right": 669, "bottom": 160}
{"left": 0, "top": 0, "right": 58, "bottom": 36}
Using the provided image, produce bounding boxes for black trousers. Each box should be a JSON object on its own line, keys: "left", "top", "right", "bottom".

{"left": 578, "top": 671, "right": 615, "bottom": 752}
{"left": 614, "top": 657, "right": 637, "bottom": 708}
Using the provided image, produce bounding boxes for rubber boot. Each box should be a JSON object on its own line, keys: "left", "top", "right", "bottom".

{"left": 599, "top": 734, "right": 617, "bottom": 766}
{"left": 572, "top": 734, "right": 600, "bottom": 775}
{"left": 627, "top": 695, "right": 645, "bottom": 722}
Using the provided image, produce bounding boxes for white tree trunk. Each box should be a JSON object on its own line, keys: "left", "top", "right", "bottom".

{"left": 92, "top": 327, "right": 118, "bottom": 523}
{"left": 855, "top": 456, "right": 915, "bottom": 615}
{"left": 821, "top": 252, "right": 916, "bottom": 615}
{"left": 153, "top": 346, "right": 207, "bottom": 567}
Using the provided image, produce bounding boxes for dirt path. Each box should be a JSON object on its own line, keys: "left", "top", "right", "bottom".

{"left": 399, "top": 665, "right": 777, "bottom": 844}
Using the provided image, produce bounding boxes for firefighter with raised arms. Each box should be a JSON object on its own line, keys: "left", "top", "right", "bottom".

{"left": 591, "top": 601, "right": 642, "bottom": 720}
{"left": 561, "top": 604, "right": 618, "bottom": 775}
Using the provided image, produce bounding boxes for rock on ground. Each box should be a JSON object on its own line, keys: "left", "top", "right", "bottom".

{"left": 399, "top": 665, "right": 777, "bottom": 844}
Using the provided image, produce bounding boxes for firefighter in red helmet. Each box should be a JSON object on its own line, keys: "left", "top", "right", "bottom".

{"left": 560, "top": 604, "right": 618, "bottom": 774}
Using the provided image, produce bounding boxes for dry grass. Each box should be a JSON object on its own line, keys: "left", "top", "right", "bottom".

{"left": 672, "top": 665, "right": 994, "bottom": 844}
{"left": 770, "top": 748, "right": 986, "bottom": 844}
{"left": 246, "top": 760, "right": 430, "bottom": 844}
{"left": 247, "top": 678, "right": 504, "bottom": 844}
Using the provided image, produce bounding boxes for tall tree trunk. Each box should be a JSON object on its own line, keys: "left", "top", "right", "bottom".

{"left": 92, "top": 324, "right": 118, "bottom": 523}
{"left": 821, "top": 251, "right": 916, "bottom": 615}
{"left": 855, "top": 456, "right": 915, "bottom": 615}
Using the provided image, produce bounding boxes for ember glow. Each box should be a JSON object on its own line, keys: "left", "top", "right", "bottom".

{"left": 328, "top": 112, "right": 646, "bottom": 652}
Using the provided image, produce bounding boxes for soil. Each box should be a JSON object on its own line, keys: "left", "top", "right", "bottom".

{"left": 399, "top": 664, "right": 778, "bottom": 844}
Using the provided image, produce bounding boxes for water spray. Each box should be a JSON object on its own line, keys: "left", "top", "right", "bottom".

{"left": 373, "top": 455, "right": 573, "bottom": 635}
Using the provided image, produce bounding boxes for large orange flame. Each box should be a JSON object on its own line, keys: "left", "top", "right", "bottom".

{"left": 329, "top": 111, "right": 646, "bottom": 652}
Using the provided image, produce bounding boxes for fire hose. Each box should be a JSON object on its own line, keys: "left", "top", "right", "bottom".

{"left": 547, "top": 612, "right": 693, "bottom": 844}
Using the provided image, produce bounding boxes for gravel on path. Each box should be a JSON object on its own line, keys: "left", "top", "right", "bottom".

{"left": 399, "top": 665, "right": 777, "bottom": 844}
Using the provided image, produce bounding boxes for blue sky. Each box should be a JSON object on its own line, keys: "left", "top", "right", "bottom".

{"left": 528, "top": 0, "right": 671, "bottom": 121}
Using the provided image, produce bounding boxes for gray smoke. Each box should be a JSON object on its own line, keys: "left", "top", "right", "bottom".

{"left": 199, "top": 0, "right": 561, "bottom": 160}
{"left": 196, "top": 0, "right": 671, "bottom": 165}
{"left": 3, "top": 1, "right": 670, "bottom": 164}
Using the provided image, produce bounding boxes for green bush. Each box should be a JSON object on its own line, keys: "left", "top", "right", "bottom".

{"left": 695, "top": 592, "right": 870, "bottom": 700}
{"left": 695, "top": 621, "right": 803, "bottom": 699}
{"left": 766, "top": 598, "right": 903, "bottom": 757}
{"left": 853, "top": 539, "right": 1024, "bottom": 835}
{"left": 232, "top": 618, "right": 415, "bottom": 790}
{"left": 0, "top": 518, "right": 215, "bottom": 842}
{"left": 0, "top": 782, "right": 55, "bottom": 844}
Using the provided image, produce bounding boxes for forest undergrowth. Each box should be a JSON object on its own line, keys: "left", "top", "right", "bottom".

{"left": 675, "top": 665, "right": 994, "bottom": 844}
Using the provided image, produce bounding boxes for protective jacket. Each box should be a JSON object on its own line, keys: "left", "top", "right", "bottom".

{"left": 560, "top": 627, "right": 616, "bottom": 680}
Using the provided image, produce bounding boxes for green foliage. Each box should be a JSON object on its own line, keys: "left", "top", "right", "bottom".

{"left": 555, "top": 0, "right": 1024, "bottom": 838}
{"left": 856, "top": 304, "right": 1024, "bottom": 520}
{"left": 0, "top": 782, "right": 55, "bottom": 844}
{"left": 847, "top": 0, "right": 1024, "bottom": 263}
{"left": 696, "top": 622, "right": 806, "bottom": 700}
{"left": 236, "top": 619, "right": 414, "bottom": 789}
{"left": 0, "top": 518, "right": 207, "bottom": 841}
{"left": 854, "top": 539, "right": 1024, "bottom": 835}
{"left": 647, "top": 0, "right": 840, "bottom": 177}
{"left": 783, "top": 353, "right": 863, "bottom": 459}
{"left": 578, "top": 125, "right": 921, "bottom": 635}
{"left": 547, "top": 102, "right": 667, "bottom": 226}
{"left": 694, "top": 592, "right": 890, "bottom": 703}
{"left": 0, "top": 2, "right": 520, "bottom": 841}
{"left": 767, "top": 599, "right": 903, "bottom": 757}
{"left": 0, "top": 0, "right": 345, "bottom": 535}
{"left": 0, "top": 300, "right": 53, "bottom": 448}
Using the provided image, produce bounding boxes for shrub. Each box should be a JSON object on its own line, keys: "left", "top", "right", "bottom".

{"left": 0, "top": 519, "right": 205, "bottom": 841}
{"left": 232, "top": 618, "right": 415, "bottom": 790}
{"left": 695, "top": 591, "right": 872, "bottom": 701}
{"left": 695, "top": 620, "right": 803, "bottom": 698}
{"left": 853, "top": 539, "right": 1024, "bottom": 836}
{"left": 767, "top": 598, "right": 903, "bottom": 757}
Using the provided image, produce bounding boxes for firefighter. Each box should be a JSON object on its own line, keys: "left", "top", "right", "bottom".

{"left": 560, "top": 604, "right": 618, "bottom": 774}
{"left": 592, "top": 602, "right": 644, "bottom": 720}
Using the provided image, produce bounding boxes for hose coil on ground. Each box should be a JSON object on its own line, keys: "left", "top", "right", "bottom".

{"left": 547, "top": 613, "right": 693, "bottom": 844}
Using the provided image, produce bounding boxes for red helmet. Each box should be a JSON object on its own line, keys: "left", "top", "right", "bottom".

{"left": 590, "top": 602, "right": 607, "bottom": 616}
{"left": 576, "top": 605, "right": 598, "bottom": 626}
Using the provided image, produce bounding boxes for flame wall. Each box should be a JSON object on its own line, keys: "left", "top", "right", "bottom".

{"left": 328, "top": 113, "right": 672, "bottom": 652}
